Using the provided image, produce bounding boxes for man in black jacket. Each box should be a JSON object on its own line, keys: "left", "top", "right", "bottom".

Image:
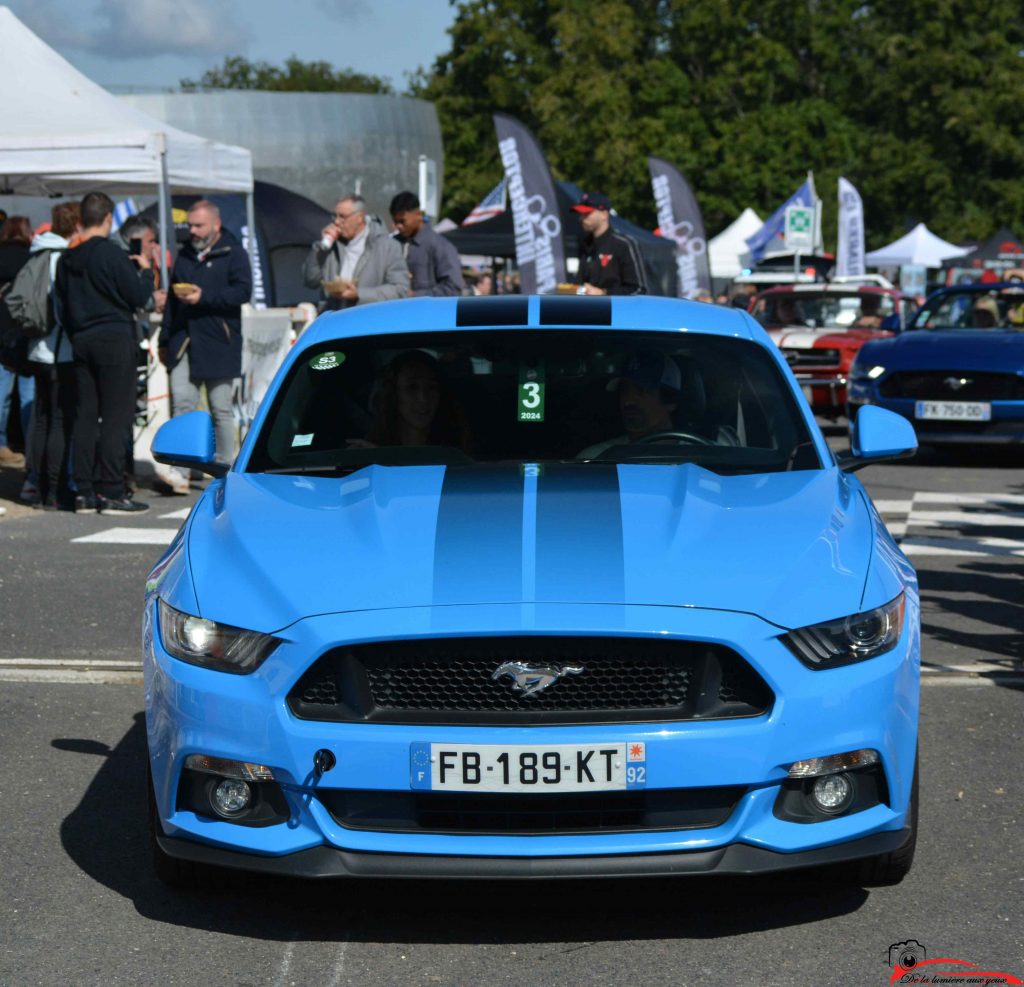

{"left": 160, "top": 200, "right": 252, "bottom": 465}
{"left": 571, "top": 191, "right": 648, "bottom": 296}
{"left": 56, "top": 191, "right": 154, "bottom": 514}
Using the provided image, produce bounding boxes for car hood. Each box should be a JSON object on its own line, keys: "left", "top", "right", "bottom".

{"left": 863, "top": 329, "right": 1024, "bottom": 371}
{"left": 186, "top": 465, "right": 874, "bottom": 633}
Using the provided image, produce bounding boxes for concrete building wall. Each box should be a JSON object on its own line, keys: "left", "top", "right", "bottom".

{"left": 119, "top": 91, "right": 443, "bottom": 219}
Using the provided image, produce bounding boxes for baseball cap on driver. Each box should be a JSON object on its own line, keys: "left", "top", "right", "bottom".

{"left": 607, "top": 351, "right": 682, "bottom": 393}
{"left": 572, "top": 191, "right": 612, "bottom": 214}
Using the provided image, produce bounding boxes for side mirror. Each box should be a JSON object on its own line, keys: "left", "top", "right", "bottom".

{"left": 837, "top": 405, "right": 917, "bottom": 472}
{"left": 152, "top": 411, "right": 229, "bottom": 478}
{"left": 880, "top": 313, "right": 901, "bottom": 332}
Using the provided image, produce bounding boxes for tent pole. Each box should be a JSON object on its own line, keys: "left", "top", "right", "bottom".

{"left": 157, "top": 149, "right": 170, "bottom": 291}
{"left": 244, "top": 190, "right": 257, "bottom": 301}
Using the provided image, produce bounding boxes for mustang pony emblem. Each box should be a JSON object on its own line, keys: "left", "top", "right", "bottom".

{"left": 943, "top": 376, "right": 971, "bottom": 391}
{"left": 492, "top": 661, "right": 585, "bottom": 697}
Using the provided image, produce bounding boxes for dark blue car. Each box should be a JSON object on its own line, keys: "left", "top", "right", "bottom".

{"left": 848, "top": 283, "right": 1024, "bottom": 444}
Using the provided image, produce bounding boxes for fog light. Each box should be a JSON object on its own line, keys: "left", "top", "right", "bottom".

{"left": 811, "top": 773, "right": 854, "bottom": 814}
{"left": 211, "top": 778, "right": 252, "bottom": 817}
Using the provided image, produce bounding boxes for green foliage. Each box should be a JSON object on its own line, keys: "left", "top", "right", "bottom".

{"left": 415, "top": 0, "right": 1024, "bottom": 246}
{"left": 181, "top": 56, "right": 393, "bottom": 95}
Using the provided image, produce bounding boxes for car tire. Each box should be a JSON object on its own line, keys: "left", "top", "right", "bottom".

{"left": 148, "top": 767, "right": 239, "bottom": 891}
{"left": 853, "top": 751, "right": 919, "bottom": 887}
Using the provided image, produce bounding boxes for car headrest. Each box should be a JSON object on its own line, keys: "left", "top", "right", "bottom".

{"left": 673, "top": 357, "right": 706, "bottom": 424}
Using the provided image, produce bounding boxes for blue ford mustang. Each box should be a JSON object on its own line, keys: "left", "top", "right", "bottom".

{"left": 848, "top": 282, "right": 1024, "bottom": 444}
{"left": 145, "top": 295, "right": 920, "bottom": 887}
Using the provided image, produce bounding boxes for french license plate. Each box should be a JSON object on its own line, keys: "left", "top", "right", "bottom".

{"left": 914, "top": 400, "right": 991, "bottom": 421}
{"left": 410, "top": 742, "right": 647, "bottom": 793}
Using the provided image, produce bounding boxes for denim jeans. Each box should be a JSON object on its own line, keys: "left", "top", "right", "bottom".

{"left": 169, "top": 353, "right": 238, "bottom": 463}
{"left": 0, "top": 365, "right": 35, "bottom": 449}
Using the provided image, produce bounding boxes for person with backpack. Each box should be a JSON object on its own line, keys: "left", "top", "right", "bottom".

{"left": 0, "top": 215, "right": 34, "bottom": 469}
{"left": 55, "top": 192, "right": 154, "bottom": 514}
{"left": 12, "top": 202, "right": 81, "bottom": 509}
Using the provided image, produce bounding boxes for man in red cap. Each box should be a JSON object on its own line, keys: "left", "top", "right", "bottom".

{"left": 571, "top": 191, "right": 648, "bottom": 296}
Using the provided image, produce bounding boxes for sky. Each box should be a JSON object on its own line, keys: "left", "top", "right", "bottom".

{"left": 5, "top": 0, "right": 457, "bottom": 93}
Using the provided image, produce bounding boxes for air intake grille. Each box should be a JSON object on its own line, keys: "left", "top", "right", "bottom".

{"left": 288, "top": 637, "right": 773, "bottom": 725}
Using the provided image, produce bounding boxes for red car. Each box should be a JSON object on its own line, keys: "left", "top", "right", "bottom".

{"left": 750, "top": 284, "right": 911, "bottom": 418}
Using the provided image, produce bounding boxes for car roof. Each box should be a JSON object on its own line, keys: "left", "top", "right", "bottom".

{"left": 298, "top": 295, "right": 761, "bottom": 346}
{"left": 754, "top": 284, "right": 897, "bottom": 299}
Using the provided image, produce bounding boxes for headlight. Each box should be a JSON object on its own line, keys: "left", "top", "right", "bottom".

{"left": 157, "top": 598, "right": 280, "bottom": 674}
{"left": 850, "top": 363, "right": 886, "bottom": 382}
{"left": 782, "top": 593, "right": 905, "bottom": 669}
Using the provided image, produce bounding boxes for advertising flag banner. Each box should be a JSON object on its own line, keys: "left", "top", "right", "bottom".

{"left": 647, "top": 156, "right": 710, "bottom": 298}
{"left": 836, "top": 177, "right": 865, "bottom": 277}
{"left": 745, "top": 179, "right": 814, "bottom": 264}
{"left": 493, "top": 113, "right": 566, "bottom": 294}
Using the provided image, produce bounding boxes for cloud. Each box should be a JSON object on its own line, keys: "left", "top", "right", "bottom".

{"left": 314, "top": 0, "right": 373, "bottom": 22}
{"left": 9, "top": 0, "right": 249, "bottom": 59}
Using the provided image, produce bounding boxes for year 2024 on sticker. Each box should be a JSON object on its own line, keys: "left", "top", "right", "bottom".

{"left": 517, "top": 361, "right": 545, "bottom": 422}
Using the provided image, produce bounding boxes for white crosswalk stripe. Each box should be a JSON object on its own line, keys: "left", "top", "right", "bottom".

{"left": 873, "top": 491, "right": 1024, "bottom": 558}
{"left": 72, "top": 527, "right": 176, "bottom": 545}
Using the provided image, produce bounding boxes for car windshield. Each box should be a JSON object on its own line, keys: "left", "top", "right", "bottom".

{"left": 247, "top": 330, "right": 821, "bottom": 476}
{"left": 909, "top": 288, "right": 1024, "bottom": 331}
{"left": 753, "top": 292, "right": 895, "bottom": 329}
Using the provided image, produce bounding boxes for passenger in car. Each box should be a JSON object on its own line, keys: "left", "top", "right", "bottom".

{"left": 972, "top": 296, "right": 1000, "bottom": 328}
{"left": 852, "top": 293, "right": 884, "bottom": 329}
{"left": 350, "top": 350, "right": 472, "bottom": 451}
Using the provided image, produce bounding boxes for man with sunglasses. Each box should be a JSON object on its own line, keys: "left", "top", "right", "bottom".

{"left": 303, "top": 194, "right": 408, "bottom": 311}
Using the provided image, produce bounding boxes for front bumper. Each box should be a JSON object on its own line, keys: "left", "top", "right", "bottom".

{"left": 154, "top": 825, "right": 913, "bottom": 879}
{"left": 143, "top": 600, "right": 920, "bottom": 875}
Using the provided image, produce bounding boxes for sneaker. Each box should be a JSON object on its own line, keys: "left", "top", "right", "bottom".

{"left": 20, "top": 479, "right": 40, "bottom": 506}
{"left": 96, "top": 494, "right": 150, "bottom": 515}
{"left": 0, "top": 446, "right": 25, "bottom": 468}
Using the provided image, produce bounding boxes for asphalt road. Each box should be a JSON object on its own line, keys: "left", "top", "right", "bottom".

{"left": 0, "top": 442, "right": 1021, "bottom": 986}
{"left": 0, "top": 681, "right": 1020, "bottom": 987}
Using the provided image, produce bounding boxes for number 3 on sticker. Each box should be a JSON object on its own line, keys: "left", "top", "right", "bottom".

{"left": 518, "top": 362, "right": 545, "bottom": 423}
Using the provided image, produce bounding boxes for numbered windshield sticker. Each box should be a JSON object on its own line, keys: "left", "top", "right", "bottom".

{"left": 518, "top": 362, "right": 545, "bottom": 423}
{"left": 310, "top": 351, "right": 345, "bottom": 371}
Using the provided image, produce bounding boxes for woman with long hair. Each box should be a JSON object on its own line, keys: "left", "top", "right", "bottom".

{"left": 366, "top": 350, "right": 470, "bottom": 450}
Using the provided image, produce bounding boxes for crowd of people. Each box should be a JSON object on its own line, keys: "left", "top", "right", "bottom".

{"left": 0, "top": 185, "right": 746, "bottom": 516}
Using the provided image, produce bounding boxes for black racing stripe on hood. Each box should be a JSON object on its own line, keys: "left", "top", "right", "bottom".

{"left": 534, "top": 463, "right": 624, "bottom": 602}
{"left": 456, "top": 297, "right": 530, "bottom": 326}
{"left": 432, "top": 464, "right": 524, "bottom": 603}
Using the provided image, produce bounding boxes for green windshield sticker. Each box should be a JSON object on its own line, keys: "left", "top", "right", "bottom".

{"left": 310, "top": 351, "right": 345, "bottom": 371}
{"left": 518, "top": 361, "right": 545, "bottom": 423}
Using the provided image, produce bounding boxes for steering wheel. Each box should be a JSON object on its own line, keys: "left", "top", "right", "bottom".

{"left": 636, "top": 430, "right": 714, "bottom": 447}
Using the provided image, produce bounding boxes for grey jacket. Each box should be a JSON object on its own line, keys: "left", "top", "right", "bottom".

{"left": 302, "top": 216, "right": 409, "bottom": 308}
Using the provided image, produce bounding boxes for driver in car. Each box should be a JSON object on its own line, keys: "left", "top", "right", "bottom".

{"left": 578, "top": 351, "right": 683, "bottom": 459}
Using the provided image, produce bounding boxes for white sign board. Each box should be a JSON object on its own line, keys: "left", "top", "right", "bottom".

{"left": 418, "top": 155, "right": 439, "bottom": 221}
{"left": 784, "top": 205, "right": 815, "bottom": 252}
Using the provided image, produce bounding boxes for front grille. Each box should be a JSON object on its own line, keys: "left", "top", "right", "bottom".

{"left": 288, "top": 637, "right": 774, "bottom": 725}
{"left": 783, "top": 347, "right": 840, "bottom": 369}
{"left": 880, "top": 370, "right": 1024, "bottom": 400}
{"left": 316, "top": 787, "right": 745, "bottom": 835}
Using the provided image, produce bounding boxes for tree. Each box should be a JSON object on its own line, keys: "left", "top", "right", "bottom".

{"left": 181, "top": 56, "right": 393, "bottom": 95}
{"left": 415, "top": 0, "right": 1024, "bottom": 246}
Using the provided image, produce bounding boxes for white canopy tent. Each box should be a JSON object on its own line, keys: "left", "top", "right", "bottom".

{"left": 0, "top": 6, "right": 254, "bottom": 283}
{"left": 708, "top": 207, "right": 762, "bottom": 280}
{"left": 865, "top": 222, "right": 969, "bottom": 268}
